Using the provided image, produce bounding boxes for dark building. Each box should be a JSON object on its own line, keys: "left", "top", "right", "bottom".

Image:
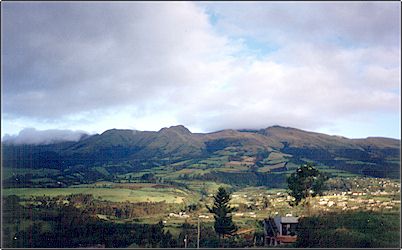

{"left": 263, "top": 216, "right": 298, "bottom": 246}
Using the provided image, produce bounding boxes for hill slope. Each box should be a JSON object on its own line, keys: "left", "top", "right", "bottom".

{"left": 2, "top": 125, "right": 400, "bottom": 187}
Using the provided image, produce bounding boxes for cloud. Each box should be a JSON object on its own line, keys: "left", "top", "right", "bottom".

{"left": 2, "top": 128, "right": 89, "bottom": 145}
{"left": 171, "top": 42, "right": 400, "bottom": 132}
{"left": 2, "top": 2, "right": 400, "bottom": 138}
{"left": 200, "top": 2, "right": 400, "bottom": 47}
{"left": 3, "top": 2, "right": 232, "bottom": 118}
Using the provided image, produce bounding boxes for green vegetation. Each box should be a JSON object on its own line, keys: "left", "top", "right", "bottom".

{"left": 2, "top": 195, "right": 176, "bottom": 248}
{"left": 207, "top": 187, "right": 238, "bottom": 245}
{"left": 3, "top": 125, "right": 400, "bottom": 189}
{"left": 287, "top": 164, "right": 328, "bottom": 206}
{"left": 3, "top": 186, "right": 189, "bottom": 203}
{"left": 2, "top": 176, "right": 400, "bottom": 248}
{"left": 296, "top": 210, "right": 400, "bottom": 248}
{"left": 2, "top": 125, "right": 400, "bottom": 248}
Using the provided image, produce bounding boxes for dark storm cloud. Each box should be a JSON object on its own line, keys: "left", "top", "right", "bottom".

{"left": 2, "top": 2, "right": 227, "bottom": 118}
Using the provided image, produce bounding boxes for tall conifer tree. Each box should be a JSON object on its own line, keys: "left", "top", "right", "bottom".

{"left": 207, "top": 187, "right": 237, "bottom": 246}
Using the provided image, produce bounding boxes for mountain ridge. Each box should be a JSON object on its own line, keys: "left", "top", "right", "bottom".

{"left": 2, "top": 125, "right": 400, "bottom": 186}
{"left": 3, "top": 125, "right": 400, "bottom": 145}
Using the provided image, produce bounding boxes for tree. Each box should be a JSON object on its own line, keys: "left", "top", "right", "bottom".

{"left": 262, "top": 196, "right": 270, "bottom": 209}
{"left": 140, "top": 173, "right": 155, "bottom": 182}
{"left": 287, "top": 164, "right": 328, "bottom": 215}
{"left": 207, "top": 187, "right": 237, "bottom": 246}
{"left": 253, "top": 220, "right": 265, "bottom": 247}
{"left": 178, "top": 222, "right": 196, "bottom": 248}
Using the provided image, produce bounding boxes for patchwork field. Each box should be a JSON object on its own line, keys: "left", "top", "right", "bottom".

{"left": 3, "top": 186, "right": 190, "bottom": 203}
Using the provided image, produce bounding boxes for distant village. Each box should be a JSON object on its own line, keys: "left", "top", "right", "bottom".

{"left": 163, "top": 177, "right": 400, "bottom": 221}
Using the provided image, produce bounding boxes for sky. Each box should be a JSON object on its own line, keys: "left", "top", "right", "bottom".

{"left": 2, "top": 1, "right": 401, "bottom": 143}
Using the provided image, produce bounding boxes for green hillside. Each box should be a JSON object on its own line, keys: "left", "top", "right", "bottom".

{"left": 2, "top": 125, "right": 400, "bottom": 188}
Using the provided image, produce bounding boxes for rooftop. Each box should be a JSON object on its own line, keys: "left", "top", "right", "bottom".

{"left": 279, "top": 216, "right": 299, "bottom": 224}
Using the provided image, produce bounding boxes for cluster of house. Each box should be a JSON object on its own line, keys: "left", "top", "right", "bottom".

{"left": 234, "top": 212, "right": 257, "bottom": 218}
{"left": 168, "top": 212, "right": 210, "bottom": 219}
{"left": 310, "top": 194, "right": 400, "bottom": 212}
{"left": 259, "top": 182, "right": 400, "bottom": 246}
{"left": 327, "top": 190, "right": 399, "bottom": 197}
{"left": 340, "top": 177, "right": 400, "bottom": 193}
{"left": 168, "top": 212, "right": 190, "bottom": 218}
{"left": 232, "top": 192, "right": 287, "bottom": 209}
{"left": 163, "top": 177, "right": 399, "bottom": 246}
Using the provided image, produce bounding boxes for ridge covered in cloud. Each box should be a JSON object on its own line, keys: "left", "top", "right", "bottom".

{"left": 2, "top": 128, "right": 89, "bottom": 145}
{"left": 2, "top": 2, "right": 400, "bottom": 139}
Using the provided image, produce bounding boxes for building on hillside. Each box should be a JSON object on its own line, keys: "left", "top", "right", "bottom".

{"left": 263, "top": 216, "right": 299, "bottom": 246}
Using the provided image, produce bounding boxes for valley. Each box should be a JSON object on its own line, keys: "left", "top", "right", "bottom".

{"left": 3, "top": 1, "right": 400, "bottom": 248}
{"left": 2, "top": 125, "right": 400, "bottom": 248}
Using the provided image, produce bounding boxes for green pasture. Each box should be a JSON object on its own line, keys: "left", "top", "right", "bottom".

{"left": 2, "top": 168, "right": 61, "bottom": 179}
{"left": 257, "top": 162, "right": 286, "bottom": 173}
{"left": 174, "top": 180, "right": 231, "bottom": 194}
{"left": 163, "top": 168, "right": 212, "bottom": 178}
{"left": 346, "top": 160, "right": 377, "bottom": 165}
{"left": 217, "top": 166, "right": 249, "bottom": 172}
{"left": 320, "top": 168, "right": 360, "bottom": 177}
{"left": 3, "top": 187, "right": 188, "bottom": 203}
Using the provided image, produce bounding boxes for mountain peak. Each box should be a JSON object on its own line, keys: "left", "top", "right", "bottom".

{"left": 266, "top": 125, "right": 294, "bottom": 130}
{"left": 159, "top": 125, "right": 191, "bottom": 134}
{"left": 101, "top": 128, "right": 133, "bottom": 135}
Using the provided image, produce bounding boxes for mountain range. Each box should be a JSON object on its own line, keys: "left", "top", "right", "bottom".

{"left": 2, "top": 125, "right": 400, "bottom": 187}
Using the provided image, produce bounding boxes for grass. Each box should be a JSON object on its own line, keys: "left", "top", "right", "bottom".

{"left": 331, "top": 172, "right": 360, "bottom": 177}
{"left": 296, "top": 210, "right": 401, "bottom": 248}
{"left": 2, "top": 168, "right": 61, "bottom": 179}
{"left": 267, "top": 152, "right": 286, "bottom": 161}
{"left": 170, "top": 159, "right": 193, "bottom": 167}
{"left": 3, "top": 187, "right": 188, "bottom": 203}
{"left": 163, "top": 168, "right": 212, "bottom": 178}
{"left": 93, "top": 166, "right": 110, "bottom": 176}
{"left": 284, "top": 162, "right": 300, "bottom": 170}
{"left": 258, "top": 163, "right": 286, "bottom": 173}
{"left": 30, "top": 178, "right": 55, "bottom": 183}
{"left": 199, "top": 156, "right": 228, "bottom": 164}
{"left": 174, "top": 180, "right": 231, "bottom": 194}
{"left": 217, "top": 166, "right": 249, "bottom": 172}
{"left": 117, "top": 165, "right": 175, "bottom": 179}
{"left": 320, "top": 168, "right": 360, "bottom": 177}
{"left": 346, "top": 160, "right": 377, "bottom": 165}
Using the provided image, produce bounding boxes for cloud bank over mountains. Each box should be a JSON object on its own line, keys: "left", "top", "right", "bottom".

{"left": 2, "top": 2, "right": 400, "bottom": 139}
{"left": 2, "top": 128, "right": 89, "bottom": 145}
